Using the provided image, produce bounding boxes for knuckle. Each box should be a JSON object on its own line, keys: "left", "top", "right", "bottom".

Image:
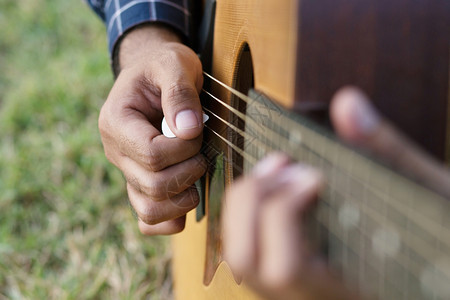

{"left": 138, "top": 73, "right": 161, "bottom": 99}
{"left": 126, "top": 176, "right": 142, "bottom": 193}
{"left": 262, "top": 274, "right": 296, "bottom": 293}
{"left": 170, "top": 219, "right": 186, "bottom": 233}
{"left": 142, "top": 177, "right": 168, "bottom": 201}
{"left": 138, "top": 204, "right": 165, "bottom": 225}
{"left": 166, "top": 82, "right": 198, "bottom": 106}
{"left": 173, "top": 187, "right": 200, "bottom": 209}
{"left": 145, "top": 143, "right": 166, "bottom": 172}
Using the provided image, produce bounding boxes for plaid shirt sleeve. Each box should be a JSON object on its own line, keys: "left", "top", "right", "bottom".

{"left": 86, "top": 0, "right": 191, "bottom": 58}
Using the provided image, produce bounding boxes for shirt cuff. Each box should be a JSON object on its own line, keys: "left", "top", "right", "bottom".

{"left": 105, "top": 1, "right": 191, "bottom": 59}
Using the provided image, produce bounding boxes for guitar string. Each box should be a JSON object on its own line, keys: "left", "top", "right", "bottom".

{"left": 202, "top": 89, "right": 288, "bottom": 152}
{"left": 202, "top": 73, "right": 450, "bottom": 240}
{"left": 203, "top": 71, "right": 251, "bottom": 104}
{"left": 204, "top": 70, "right": 327, "bottom": 136}
{"left": 203, "top": 107, "right": 245, "bottom": 137}
{"left": 203, "top": 71, "right": 448, "bottom": 206}
{"left": 202, "top": 110, "right": 448, "bottom": 290}
{"left": 202, "top": 89, "right": 247, "bottom": 122}
{"left": 201, "top": 108, "right": 416, "bottom": 274}
{"left": 201, "top": 74, "right": 450, "bottom": 297}
{"left": 201, "top": 73, "right": 450, "bottom": 268}
{"left": 199, "top": 136, "right": 246, "bottom": 176}
{"left": 202, "top": 106, "right": 273, "bottom": 154}
{"left": 204, "top": 124, "right": 432, "bottom": 282}
{"left": 202, "top": 115, "right": 448, "bottom": 274}
{"left": 204, "top": 124, "right": 258, "bottom": 165}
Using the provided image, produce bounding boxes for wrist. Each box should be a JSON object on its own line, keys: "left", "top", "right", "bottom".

{"left": 114, "top": 23, "right": 183, "bottom": 75}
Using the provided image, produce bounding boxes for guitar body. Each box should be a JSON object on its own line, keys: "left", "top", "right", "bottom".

{"left": 173, "top": 2, "right": 298, "bottom": 298}
{"left": 173, "top": 0, "right": 449, "bottom": 299}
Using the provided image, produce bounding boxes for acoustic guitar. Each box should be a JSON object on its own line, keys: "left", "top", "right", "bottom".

{"left": 172, "top": 0, "right": 450, "bottom": 299}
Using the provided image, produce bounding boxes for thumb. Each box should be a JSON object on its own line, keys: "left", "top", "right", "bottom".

{"left": 159, "top": 60, "right": 204, "bottom": 140}
{"left": 153, "top": 43, "right": 204, "bottom": 140}
{"left": 330, "top": 86, "right": 450, "bottom": 197}
{"left": 330, "top": 86, "right": 419, "bottom": 164}
{"left": 329, "top": 87, "right": 381, "bottom": 145}
{"left": 161, "top": 81, "right": 203, "bottom": 140}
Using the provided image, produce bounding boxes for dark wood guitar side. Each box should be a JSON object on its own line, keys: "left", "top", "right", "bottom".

{"left": 296, "top": 0, "right": 450, "bottom": 161}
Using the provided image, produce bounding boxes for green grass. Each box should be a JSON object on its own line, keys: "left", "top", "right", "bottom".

{"left": 0, "top": 0, "right": 171, "bottom": 298}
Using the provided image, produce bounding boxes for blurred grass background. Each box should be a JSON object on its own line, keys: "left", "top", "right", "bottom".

{"left": 0, "top": 0, "right": 171, "bottom": 298}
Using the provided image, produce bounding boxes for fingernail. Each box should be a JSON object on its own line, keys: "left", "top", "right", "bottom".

{"left": 352, "top": 95, "right": 380, "bottom": 135}
{"left": 252, "top": 153, "right": 289, "bottom": 178}
{"left": 276, "top": 164, "right": 319, "bottom": 186}
{"left": 175, "top": 110, "right": 201, "bottom": 130}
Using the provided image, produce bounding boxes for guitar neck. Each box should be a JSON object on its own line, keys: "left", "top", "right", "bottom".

{"left": 240, "top": 89, "right": 450, "bottom": 299}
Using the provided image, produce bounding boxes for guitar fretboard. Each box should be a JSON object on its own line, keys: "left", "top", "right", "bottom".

{"left": 239, "top": 89, "right": 450, "bottom": 300}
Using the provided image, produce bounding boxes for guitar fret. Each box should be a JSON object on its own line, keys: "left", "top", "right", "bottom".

{"left": 313, "top": 140, "right": 448, "bottom": 255}
{"left": 405, "top": 213, "right": 412, "bottom": 300}
{"left": 380, "top": 181, "right": 388, "bottom": 298}
{"left": 315, "top": 198, "right": 430, "bottom": 299}
{"left": 316, "top": 201, "right": 412, "bottom": 298}
{"left": 268, "top": 122, "right": 448, "bottom": 255}
{"left": 336, "top": 182, "right": 442, "bottom": 268}
{"left": 325, "top": 146, "right": 450, "bottom": 248}
{"left": 311, "top": 146, "right": 436, "bottom": 248}
{"left": 359, "top": 195, "right": 366, "bottom": 296}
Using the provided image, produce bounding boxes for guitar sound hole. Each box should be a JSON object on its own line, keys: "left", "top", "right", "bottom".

{"left": 229, "top": 44, "right": 253, "bottom": 180}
